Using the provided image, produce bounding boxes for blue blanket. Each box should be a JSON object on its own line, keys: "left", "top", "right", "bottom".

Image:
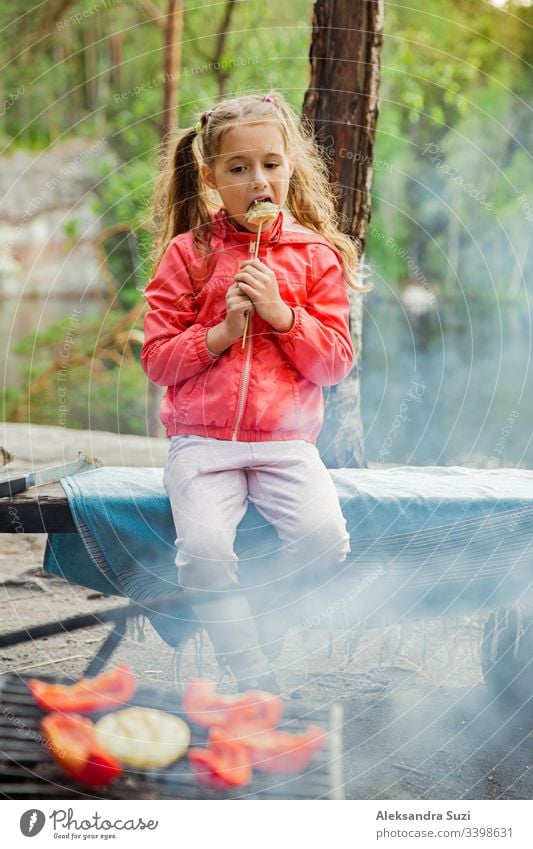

{"left": 44, "top": 465, "right": 533, "bottom": 643}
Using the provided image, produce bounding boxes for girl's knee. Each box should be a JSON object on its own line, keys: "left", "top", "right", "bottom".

{"left": 178, "top": 561, "right": 239, "bottom": 592}
{"left": 174, "top": 527, "right": 233, "bottom": 560}
{"left": 332, "top": 528, "right": 351, "bottom": 564}
{"left": 174, "top": 532, "right": 238, "bottom": 591}
{"left": 288, "top": 517, "right": 350, "bottom": 566}
{"left": 319, "top": 525, "right": 350, "bottom": 565}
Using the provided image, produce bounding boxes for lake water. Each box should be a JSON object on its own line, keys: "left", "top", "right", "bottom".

{"left": 361, "top": 296, "right": 532, "bottom": 468}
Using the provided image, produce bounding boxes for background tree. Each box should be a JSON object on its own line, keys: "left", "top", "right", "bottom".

{"left": 303, "top": 0, "right": 384, "bottom": 468}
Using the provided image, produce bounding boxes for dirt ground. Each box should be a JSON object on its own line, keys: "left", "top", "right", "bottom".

{"left": 1, "top": 530, "right": 532, "bottom": 801}
{"left": 1, "top": 423, "right": 532, "bottom": 800}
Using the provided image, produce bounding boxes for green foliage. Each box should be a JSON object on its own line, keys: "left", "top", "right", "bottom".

{"left": 5, "top": 310, "right": 148, "bottom": 435}
{"left": 179, "top": 0, "right": 311, "bottom": 126}
{"left": 12, "top": 360, "right": 148, "bottom": 434}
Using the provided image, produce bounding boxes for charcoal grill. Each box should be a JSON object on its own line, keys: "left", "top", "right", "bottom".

{"left": 0, "top": 591, "right": 343, "bottom": 799}
{"left": 0, "top": 673, "right": 344, "bottom": 800}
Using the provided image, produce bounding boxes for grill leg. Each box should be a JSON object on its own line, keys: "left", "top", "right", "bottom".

{"left": 83, "top": 619, "right": 127, "bottom": 677}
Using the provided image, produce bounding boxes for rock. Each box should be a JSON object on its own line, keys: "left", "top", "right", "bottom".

{"left": 0, "top": 421, "right": 169, "bottom": 467}
{"left": 0, "top": 138, "right": 118, "bottom": 297}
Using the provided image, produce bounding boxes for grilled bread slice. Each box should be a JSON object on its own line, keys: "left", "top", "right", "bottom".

{"left": 95, "top": 707, "right": 190, "bottom": 768}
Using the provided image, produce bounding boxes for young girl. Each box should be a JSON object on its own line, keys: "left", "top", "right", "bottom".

{"left": 141, "top": 91, "right": 371, "bottom": 692}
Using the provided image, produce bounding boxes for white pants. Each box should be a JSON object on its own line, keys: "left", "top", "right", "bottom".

{"left": 163, "top": 435, "right": 350, "bottom": 679}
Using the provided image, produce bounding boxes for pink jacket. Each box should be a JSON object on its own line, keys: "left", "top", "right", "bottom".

{"left": 141, "top": 209, "right": 354, "bottom": 443}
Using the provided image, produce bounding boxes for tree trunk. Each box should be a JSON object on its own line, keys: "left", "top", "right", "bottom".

{"left": 161, "top": 0, "right": 183, "bottom": 145}
{"left": 148, "top": 0, "right": 184, "bottom": 437}
{"left": 302, "top": 0, "right": 384, "bottom": 468}
{"left": 109, "top": 32, "right": 123, "bottom": 87}
{"left": 212, "top": 0, "right": 238, "bottom": 97}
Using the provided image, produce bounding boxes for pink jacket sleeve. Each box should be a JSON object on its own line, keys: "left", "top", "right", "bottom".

{"left": 272, "top": 244, "right": 355, "bottom": 386}
{"left": 140, "top": 240, "right": 214, "bottom": 387}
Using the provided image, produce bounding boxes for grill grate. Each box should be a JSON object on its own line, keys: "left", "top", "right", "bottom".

{"left": 0, "top": 674, "right": 344, "bottom": 800}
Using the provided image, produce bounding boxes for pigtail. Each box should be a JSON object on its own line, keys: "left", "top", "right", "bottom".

{"left": 148, "top": 122, "right": 210, "bottom": 276}
{"left": 173, "top": 128, "right": 204, "bottom": 236}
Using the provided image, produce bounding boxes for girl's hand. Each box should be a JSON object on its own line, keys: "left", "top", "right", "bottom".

{"left": 223, "top": 282, "right": 254, "bottom": 339}
{"left": 234, "top": 259, "right": 290, "bottom": 328}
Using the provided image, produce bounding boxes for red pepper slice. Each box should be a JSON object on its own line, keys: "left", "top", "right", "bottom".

{"left": 183, "top": 678, "right": 283, "bottom": 731}
{"left": 29, "top": 665, "right": 136, "bottom": 713}
{"left": 41, "top": 712, "right": 123, "bottom": 787}
{"left": 189, "top": 735, "right": 252, "bottom": 788}
{"left": 211, "top": 725, "right": 326, "bottom": 773}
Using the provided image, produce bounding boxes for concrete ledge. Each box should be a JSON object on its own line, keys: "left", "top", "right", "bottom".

{"left": 1, "top": 422, "right": 169, "bottom": 470}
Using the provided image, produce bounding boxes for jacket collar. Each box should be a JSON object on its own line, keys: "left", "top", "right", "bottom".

{"left": 211, "top": 207, "right": 284, "bottom": 246}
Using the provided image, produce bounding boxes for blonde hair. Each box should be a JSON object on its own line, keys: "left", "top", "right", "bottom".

{"left": 149, "top": 91, "right": 373, "bottom": 291}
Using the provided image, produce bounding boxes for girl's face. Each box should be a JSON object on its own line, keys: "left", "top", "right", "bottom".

{"left": 201, "top": 121, "right": 294, "bottom": 232}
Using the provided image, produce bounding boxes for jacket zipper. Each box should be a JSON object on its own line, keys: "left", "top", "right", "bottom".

{"left": 231, "top": 241, "right": 256, "bottom": 441}
{"left": 231, "top": 311, "right": 253, "bottom": 440}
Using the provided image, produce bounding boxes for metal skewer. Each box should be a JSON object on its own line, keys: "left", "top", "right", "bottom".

{"left": 241, "top": 220, "right": 263, "bottom": 349}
